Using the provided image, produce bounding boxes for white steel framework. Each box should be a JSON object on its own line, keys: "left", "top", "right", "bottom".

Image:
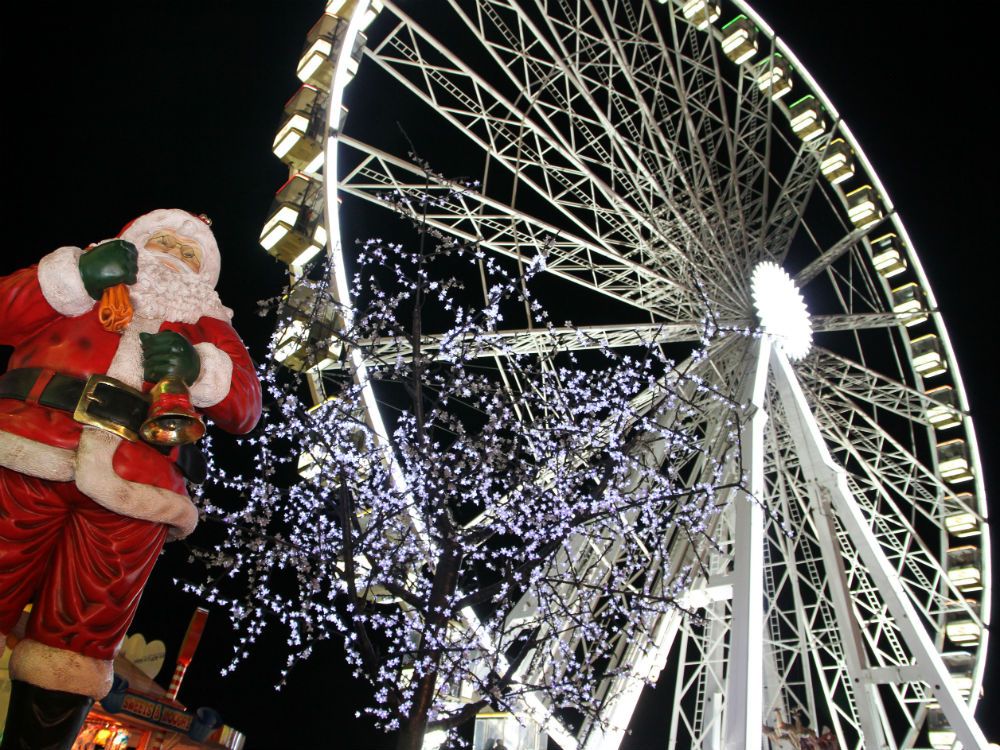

{"left": 262, "top": 0, "right": 993, "bottom": 748}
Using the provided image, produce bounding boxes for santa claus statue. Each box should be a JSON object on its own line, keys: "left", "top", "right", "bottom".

{"left": 0, "top": 209, "right": 261, "bottom": 748}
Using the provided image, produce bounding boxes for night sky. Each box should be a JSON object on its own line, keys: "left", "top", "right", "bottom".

{"left": 1, "top": 2, "right": 996, "bottom": 748}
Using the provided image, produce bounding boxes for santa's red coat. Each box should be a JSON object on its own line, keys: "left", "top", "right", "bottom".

{"left": 0, "top": 247, "right": 261, "bottom": 699}
{"left": 0, "top": 256, "right": 261, "bottom": 535}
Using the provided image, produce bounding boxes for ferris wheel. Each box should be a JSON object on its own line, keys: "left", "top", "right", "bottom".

{"left": 260, "top": 1, "right": 992, "bottom": 748}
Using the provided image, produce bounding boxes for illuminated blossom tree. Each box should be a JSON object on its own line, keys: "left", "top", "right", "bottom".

{"left": 189, "top": 169, "right": 744, "bottom": 750}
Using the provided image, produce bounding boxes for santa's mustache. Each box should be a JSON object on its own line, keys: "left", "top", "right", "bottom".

{"left": 127, "top": 248, "right": 229, "bottom": 324}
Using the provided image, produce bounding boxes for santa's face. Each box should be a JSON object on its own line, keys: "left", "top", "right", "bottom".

{"left": 144, "top": 229, "right": 203, "bottom": 274}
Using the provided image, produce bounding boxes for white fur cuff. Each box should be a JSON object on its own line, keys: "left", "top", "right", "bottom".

{"left": 0, "top": 431, "right": 76, "bottom": 482}
{"left": 189, "top": 342, "right": 233, "bottom": 408}
{"left": 9, "top": 638, "right": 113, "bottom": 699}
{"left": 74, "top": 429, "right": 199, "bottom": 539}
{"left": 37, "top": 246, "right": 95, "bottom": 317}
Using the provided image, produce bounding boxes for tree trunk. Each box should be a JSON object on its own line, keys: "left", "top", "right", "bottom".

{"left": 395, "top": 546, "right": 462, "bottom": 750}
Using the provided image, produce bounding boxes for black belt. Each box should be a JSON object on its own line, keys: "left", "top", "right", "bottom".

{"left": 0, "top": 368, "right": 206, "bottom": 484}
{"left": 0, "top": 368, "right": 149, "bottom": 439}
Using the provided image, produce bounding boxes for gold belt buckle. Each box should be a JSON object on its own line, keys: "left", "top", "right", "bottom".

{"left": 73, "top": 374, "right": 148, "bottom": 442}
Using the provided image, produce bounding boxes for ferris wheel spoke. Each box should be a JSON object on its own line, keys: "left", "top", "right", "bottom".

{"left": 330, "top": 321, "right": 725, "bottom": 370}
{"left": 808, "top": 311, "right": 929, "bottom": 333}
{"left": 509, "top": 364, "right": 747, "bottom": 748}
{"left": 761, "top": 129, "right": 835, "bottom": 264}
{"left": 372, "top": 3, "right": 703, "bottom": 281}
{"left": 458, "top": 0, "right": 746, "bottom": 305}
{"left": 627, "top": 0, "right": 776, "bottom": 284}
{"left": 575, "top": 4, "right": 760, "bottom": 309}
{"left": 802, "top": 391, "right": 970, "bottom": 611}
{"left": 794, "top": 213, "right": 894, "bottom": 286}
{"left": 805, "top": 391, "right": 953, "bottom": 538}
{"left": 455, "top": 0, "right": 694, "bottom": 232}
{"left": 338, "top": 136, "right": 697, "bottom": 315}
{"left": 639, "top": 4, "right": 746, "bottom": 255}
{"left": 803, "top": 347, "right": 961, "bottom": 428}
{"left": 607, "top": 2, "right": 772, "bottom": 289}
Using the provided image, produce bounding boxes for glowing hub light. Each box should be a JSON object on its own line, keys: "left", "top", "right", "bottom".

{"left": 721, "top": 16, "right": 757, "bottom": 64}
{"left": 846, "top": 185, "right": 883, "bottom": 229}
{"left": 788, "top": 95, "right": 825, "bottom": 141}
{"left": 682, "top": 0, "right": 720, "bottom": 30}
{"left": 937, "top": 439, "right": 974, "bottom": 483}
{"left": 751, "top": 262, "right": 812, "bottom": 360}
{"left": 910, "top": 333, "right": 947, "bottom": 377}
{"left": 870, "top": 232, "right": 907, "bottom": 277}
{"left": 890, "top": 282, "right": 928, "bottom": 326}
{"left": 820, "top": 138, "right": 855, "bottom": 184}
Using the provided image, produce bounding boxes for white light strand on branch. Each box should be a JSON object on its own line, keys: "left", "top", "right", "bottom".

{"left": 183, "top": 170, "right": 750, "bottom": 745}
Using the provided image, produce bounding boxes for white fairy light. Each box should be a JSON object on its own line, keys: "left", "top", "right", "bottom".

{"left": 190, "top": 166, "right": 747, "bottom": 739}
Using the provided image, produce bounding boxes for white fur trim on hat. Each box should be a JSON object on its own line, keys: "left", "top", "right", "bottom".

{"left": 0, "top": 431, "right": 75, "bottom": 481}
{"left": 10, "top": 638, "right": 113, "bottom": 700}
{"left": 74, "top": 429, "right": 199, "bottom": 539}
{"left": 37, "top": 246, "right": 95, "bottom": 317}
{"left": 189, "top": 342, "right": 233, "bottom": 408}
{"left": 120, "top": 209, "right": 221, "bottom": 288}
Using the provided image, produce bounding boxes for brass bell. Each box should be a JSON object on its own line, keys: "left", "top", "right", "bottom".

{"left": 140, "top": 376, "right": 206, "bottom": 446}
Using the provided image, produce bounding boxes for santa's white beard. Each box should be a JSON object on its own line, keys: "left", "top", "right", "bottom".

{"left": 129, "top": 250, "right": 232, "bottom": 324}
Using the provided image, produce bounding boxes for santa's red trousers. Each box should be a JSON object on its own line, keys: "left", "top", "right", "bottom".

{"left": 0, "top": 466, "right": 167, "bottom": 660}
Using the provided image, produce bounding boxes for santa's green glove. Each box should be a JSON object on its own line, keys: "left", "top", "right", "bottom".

{"left": 79, "top": 239, "right": 139, "bottom": 299}
{"left": 140, "top": 331, "right": 201, "bottom": 385}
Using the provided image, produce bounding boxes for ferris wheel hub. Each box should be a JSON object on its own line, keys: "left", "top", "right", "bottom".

{"left": 750, "top": 261, "right": 812, "bottom": 361}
